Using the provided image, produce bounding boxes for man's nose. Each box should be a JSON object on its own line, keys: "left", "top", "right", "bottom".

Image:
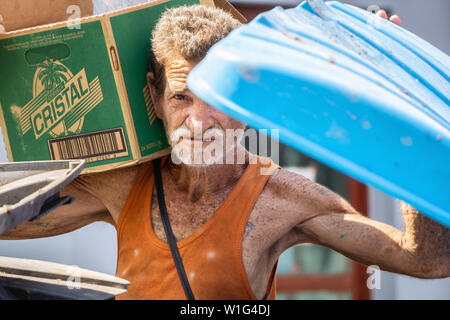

{"left": 185, "top": 100, "right": 216, "bottom": 131}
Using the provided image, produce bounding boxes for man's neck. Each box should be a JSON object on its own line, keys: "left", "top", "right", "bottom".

{"left": 166, "top": 146, "right": 252, "bottom": 202}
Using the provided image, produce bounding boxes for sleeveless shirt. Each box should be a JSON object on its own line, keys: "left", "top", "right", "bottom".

{"left": 115, "top": 155, "right": 279, "bottom": 299}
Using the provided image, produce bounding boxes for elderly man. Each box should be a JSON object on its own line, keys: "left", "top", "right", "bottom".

{"left": 1, "top": 4, "right": 449, "bottom": 300}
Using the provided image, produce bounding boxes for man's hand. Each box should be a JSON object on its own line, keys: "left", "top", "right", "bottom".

{"left": 376, "top": 9, "right": 402, "bottom": 26}
{"left": 398, "top": 202, "right": 450, "bottom": 276}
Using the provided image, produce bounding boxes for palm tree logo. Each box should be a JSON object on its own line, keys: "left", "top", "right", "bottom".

{"left": 31, "top": 60, "right": 84, "bottom": 137}
{"left": 37, "top": 61, "right": 69, "bottom": 92}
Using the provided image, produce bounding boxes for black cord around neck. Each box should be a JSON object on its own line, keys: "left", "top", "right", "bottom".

{"left": 153, "top": 158, "right": 195, "bottom": 300}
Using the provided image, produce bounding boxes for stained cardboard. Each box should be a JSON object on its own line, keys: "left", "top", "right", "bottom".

{"left": 0, "top": 0, "right": 94, "bottom": 32}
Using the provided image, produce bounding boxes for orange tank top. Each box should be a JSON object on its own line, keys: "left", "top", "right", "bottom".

{"left": 115, "top": 155, "right": 279, "bottom": 300}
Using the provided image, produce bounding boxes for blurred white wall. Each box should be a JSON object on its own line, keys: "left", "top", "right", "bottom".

{"left": 0, "top": 222, "right": 117, "bottom": 275}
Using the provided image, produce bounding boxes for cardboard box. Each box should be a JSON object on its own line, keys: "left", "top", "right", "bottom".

{"left": 0, "top": 0, "right": 94, "bottom": 32}
{"left": 0, "top": 0, "right": 245, "bottom": 173}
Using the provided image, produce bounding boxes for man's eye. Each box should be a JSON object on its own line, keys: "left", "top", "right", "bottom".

{"left": 173, "top": 94, "right": 187, "bottom": 101}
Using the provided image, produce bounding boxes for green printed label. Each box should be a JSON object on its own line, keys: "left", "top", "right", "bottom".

{"left": 0, "top": 1, "right": 203, "bottom": 168}
{"left": 0, "top": 20, "right": 132, "bottom": 167}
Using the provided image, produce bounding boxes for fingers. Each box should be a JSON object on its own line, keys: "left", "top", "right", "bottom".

{"left": 376, "top": 9, "right": 388, "bottom": 20}
{"left": 389, "top": 14, "right": 402, "bottom": 26}
{"left": 376, "top": 9, "right": 402, "bottom": 26}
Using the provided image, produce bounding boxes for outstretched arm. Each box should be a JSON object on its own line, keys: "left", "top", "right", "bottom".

{"left": 268, "top": 168, "right": 450, "bottom": 279}
{"left": 298, "top": 203, "right": 450, "bottom": 278}
{"left": 0, "top": 164, "right": 138, "bottom": 239}
{"left": 0, "top": 181, "right": 113, "bottom": 240}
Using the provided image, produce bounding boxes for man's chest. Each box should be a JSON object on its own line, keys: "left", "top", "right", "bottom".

{"left": 149, "top": 184, "right": 231, "bottom": 242}
{"left": 150, "top": 182, "right": 283, "bottom": 299}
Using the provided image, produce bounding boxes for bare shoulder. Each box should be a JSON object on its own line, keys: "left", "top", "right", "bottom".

{"left": 70, "top": 164, "right": 141, "bottom": 223}
{"left": 260, "top": 167, "right": 356, "bottom": 219}
{"left": 72, "top": 165, "right": 140, "bottom": 196}
{"left": 248, "top": 168, "right": 357, "bottom": 248}
{"left": 240, "top": 167, "right": 361, "bottom": 271}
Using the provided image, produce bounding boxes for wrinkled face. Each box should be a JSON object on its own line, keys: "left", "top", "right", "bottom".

{"left": 149, "top": 56, "right": 246, "bottom": 166}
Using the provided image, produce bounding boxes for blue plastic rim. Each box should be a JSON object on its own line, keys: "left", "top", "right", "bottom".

{"left": 187, "top": 0, "right": 450, "bottom": 226}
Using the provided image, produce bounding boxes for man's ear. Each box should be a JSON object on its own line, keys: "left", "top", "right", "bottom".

{"left": 146, "top": 71, "right": 163, "bottom": 119}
